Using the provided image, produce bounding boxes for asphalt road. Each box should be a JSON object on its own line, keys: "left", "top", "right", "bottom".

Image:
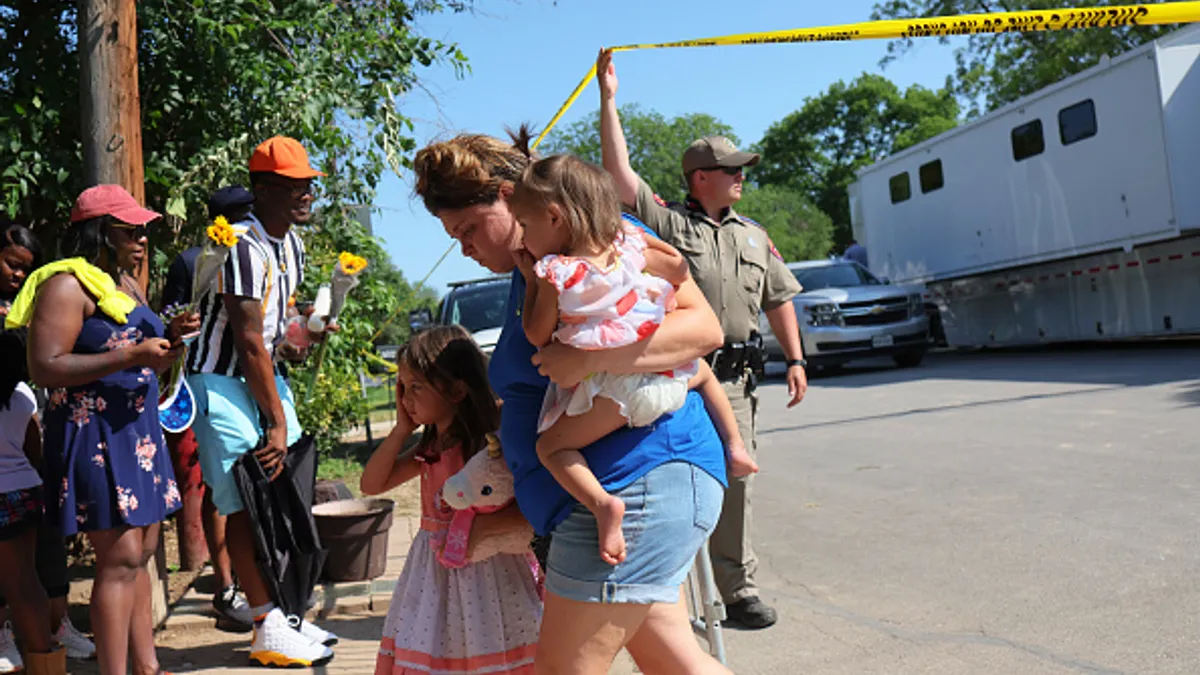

{"left": 718, "top": 344, "right": 1200, "bottom": 675}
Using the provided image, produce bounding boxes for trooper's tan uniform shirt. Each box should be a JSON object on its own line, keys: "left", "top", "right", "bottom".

{"left": 632, "top": 178, "right": 801, "bottom": 341}
{"left": 630, "top": 177, "right": 801, "bottom": 604}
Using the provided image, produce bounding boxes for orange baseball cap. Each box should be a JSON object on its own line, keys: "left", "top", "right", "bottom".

{"left": 248, "top": 136, "right": 326, "bottom": 179}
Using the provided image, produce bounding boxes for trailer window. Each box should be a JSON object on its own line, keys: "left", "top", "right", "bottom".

{"left": 919, "top": 159, "right": 944, "bottom": 193}
{"left": 1011, "top": 120, "right": 1044, "bottom": 162}
{"left": 889, "top": 172, "right": 911, "bottom": 204}
{"left": 1059, "top": 99, "right": 1097, "bottom": 146}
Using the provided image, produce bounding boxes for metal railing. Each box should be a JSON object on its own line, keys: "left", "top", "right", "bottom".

{"left": 686, "top": 539, "right": 727, "bottom": 664}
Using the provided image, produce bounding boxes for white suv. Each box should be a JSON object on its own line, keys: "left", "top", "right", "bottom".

{"left": 409, "top": 276, "right": 510, "bottom": 354}
{"left": 760, "top": 260, "right": 929, "bottom": 370}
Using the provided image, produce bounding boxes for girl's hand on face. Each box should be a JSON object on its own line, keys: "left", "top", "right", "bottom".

{"left": 395, "top": 379, "right": 418, "bottom": 434}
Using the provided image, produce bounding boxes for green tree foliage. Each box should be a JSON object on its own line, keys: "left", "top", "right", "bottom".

{"left": 871, "top": 0, "right": 1178, "bottom": 116}
{"left": 545, "top": 104, "right": 834, "bottom": 259}
{"left": 753, "top": 73, "right": 959, "bottom": 248}
{"left": 0, "top": 0, "right": 463, "bottom": 452}
{"left": 287, "top": 206, "right": 437, "bottom": 454}
{"left": 736, "top": 185, "right": 834, "bottom": 262}
{"left": 544, "top": 104, "right": 737, "bottom": 204}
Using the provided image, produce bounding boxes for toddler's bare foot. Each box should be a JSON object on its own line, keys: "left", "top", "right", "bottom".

{"left": 728, "top": 445, "right": 759, "bottom": 478}
{"left": 593, "top": 495, "right": 626, "bottom": 565}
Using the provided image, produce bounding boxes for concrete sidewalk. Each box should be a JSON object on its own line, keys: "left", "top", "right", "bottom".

{"left": 67, "top": 516, "right": 414, "bottom": 675}
{"left": 155, "top": 516, "right": 414, "bottom": 674}
{"left": 165, "top": 515, "right": 416, "bottom": 632}
{"left": 78, "top": 508, "right": 642, "bottom": 674}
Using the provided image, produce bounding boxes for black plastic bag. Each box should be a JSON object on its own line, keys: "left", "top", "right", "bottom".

{"left": 232, "top": 434, "right": 326, "bottom": 620}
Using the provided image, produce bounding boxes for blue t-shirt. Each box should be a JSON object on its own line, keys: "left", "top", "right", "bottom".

{"left": 488, "top": 216, "right": 728, "bottom": 536}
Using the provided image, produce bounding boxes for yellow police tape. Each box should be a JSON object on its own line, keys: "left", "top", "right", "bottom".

{"left": 531, "top": 1, "right": 1200, "bottom": 149}
{"left": 366, "top": 1, "right": 1200, "bottom": 380}
{"left": 363, "top": 347, "right": 399, "bottom": 373}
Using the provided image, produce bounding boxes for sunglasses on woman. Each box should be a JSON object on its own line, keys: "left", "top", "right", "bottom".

{"left": 110, "top": 223, "right": 149, "bottom": 240}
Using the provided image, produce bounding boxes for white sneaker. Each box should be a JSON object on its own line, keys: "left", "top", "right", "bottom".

{"left": 54, "top": 617, "right": 96, "bottom": 660}
{"left": 249, "top": 608, "right": 333, "bottom": 668}
{"left": 291, "top": 617, "right": 339, "bottom": 647}
{"left": 0, "top": 622, "right": 22, "bottom": 673}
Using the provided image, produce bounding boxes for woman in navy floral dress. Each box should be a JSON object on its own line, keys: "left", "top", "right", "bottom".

{"left": 20, "top": 186, "right": 199, "bottom": 675}
{"left": 41, "top": 309, "right": 181, "bottom": 534}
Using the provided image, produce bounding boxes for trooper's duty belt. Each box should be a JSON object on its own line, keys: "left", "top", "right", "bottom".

{"left": 704, "top": 332, "right": 766, "bottom": 382}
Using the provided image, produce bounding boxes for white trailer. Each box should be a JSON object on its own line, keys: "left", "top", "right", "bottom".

{"left": 850, "top": 23, "right": 1200, "bottom": 347}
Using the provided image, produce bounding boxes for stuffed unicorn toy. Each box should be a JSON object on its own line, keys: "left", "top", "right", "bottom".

{"left": 437, "top": 433, "right": 534, "bottom": 569}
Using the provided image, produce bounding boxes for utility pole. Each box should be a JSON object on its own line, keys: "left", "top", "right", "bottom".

{"left": 79, "top": 0, "right": 148, "bottom": 290}
{"left": 79, "top": 0, "right": 170, "bottom": 627}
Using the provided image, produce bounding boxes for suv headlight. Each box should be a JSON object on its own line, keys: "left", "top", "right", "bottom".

{"left": 804, "top": 303, "right": 842, "bottom": 327}
{"left": 908, "top": 293, "right": 923, "bottom": 317}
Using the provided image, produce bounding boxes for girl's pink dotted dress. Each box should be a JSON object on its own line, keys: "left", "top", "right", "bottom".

{"left": 375, "top": 445, "right": 541, "bottom": 675}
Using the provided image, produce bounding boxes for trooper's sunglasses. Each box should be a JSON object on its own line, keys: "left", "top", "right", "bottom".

{"left": 110, "top": 223, "right": 149, "bottom": 240}
{"left": 701, "top": 166, "right": 744, "bottom": 176}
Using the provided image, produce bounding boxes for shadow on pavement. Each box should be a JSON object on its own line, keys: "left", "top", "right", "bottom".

{"left": 65, "top": 614, "right": 391, "bottom": 675}
{"left": 764, "top": 339, "right": 1200, "bottom": 391}
{"left": 1173, "top": 380, "right": 1200, "bottom": 408}
{"left": 759, "top": 383, "right": 1125, "bottom": 436}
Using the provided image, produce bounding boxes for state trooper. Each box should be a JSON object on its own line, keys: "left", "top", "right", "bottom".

{"left": 596, "top": 49, "right": 808, "bottom": 629}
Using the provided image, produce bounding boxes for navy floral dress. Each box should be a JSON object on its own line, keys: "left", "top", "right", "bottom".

{"left": 43, "top": 304, "right": 180, "bottom": 535}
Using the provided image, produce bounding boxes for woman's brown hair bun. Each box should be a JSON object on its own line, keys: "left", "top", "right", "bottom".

{"left": 412, "top": 125, "right": 540, "bottom": 215}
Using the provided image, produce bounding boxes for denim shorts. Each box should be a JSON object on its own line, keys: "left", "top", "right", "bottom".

{"left": 188, "top": 373, "right": 302, "bottom": 517}
{"left": 545, "top": 460, "right": 723, "bottom": 604}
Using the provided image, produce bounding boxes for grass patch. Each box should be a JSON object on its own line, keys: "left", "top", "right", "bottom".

{"left": 317, "top": 455, "right": 364, "bottom": 484}
{"left": 369, "top": 408, "right": 396, "bottom": 425}
{"left": 316, "top": 439, "right": 380, "bottom": 496}
{"left": 363, "top": 382, "right": 398, "bottom": 426}
{"left": 316, "top": 434, "right": 425, "bottom": 513}
{"left": 366, "top": 383, "right": 394, "bottom": 409}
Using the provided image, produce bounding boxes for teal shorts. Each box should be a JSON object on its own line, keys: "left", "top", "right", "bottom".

{"left": 188, "top": 373, "right": 302, "bottom": 516}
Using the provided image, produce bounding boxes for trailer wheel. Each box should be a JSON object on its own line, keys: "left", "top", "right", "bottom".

{"left": 893, "top": 349, "right": 925, "bottom": 368}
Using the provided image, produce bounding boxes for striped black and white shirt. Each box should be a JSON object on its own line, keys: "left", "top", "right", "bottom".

{"left": 186, "top": 215, "right": 306, "bottom": 378}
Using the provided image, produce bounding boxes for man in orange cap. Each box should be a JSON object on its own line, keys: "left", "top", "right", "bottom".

{"left": 186, "top": 136, "right": 337, "bottom": 667}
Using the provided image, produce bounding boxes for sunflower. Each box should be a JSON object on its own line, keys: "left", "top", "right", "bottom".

{"left": 206, "top": 216, "right": 239, "bottom": 248}
{"left": 338, "top": 251, "right": 369, "bottom": 275}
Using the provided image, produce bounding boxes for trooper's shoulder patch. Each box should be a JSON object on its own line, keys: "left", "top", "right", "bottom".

{"left": 741, "top": 217, "right": 786, "bottom": 261}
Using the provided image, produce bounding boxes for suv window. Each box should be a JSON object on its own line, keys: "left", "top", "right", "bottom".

{"left": 443, "top": 283, "right": 509, "bottom": 333}
{"left": 792, "top": 264, "right": 881, "bottom": 290}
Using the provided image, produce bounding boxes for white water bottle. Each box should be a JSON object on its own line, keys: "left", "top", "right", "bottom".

{"left": 308, "top": 283, "right": 332, "bottom": 332}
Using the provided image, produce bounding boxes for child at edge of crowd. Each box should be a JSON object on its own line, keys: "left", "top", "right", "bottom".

{"left": 0, "top": 224, "right": 95, "bottom": 674}
{"left": 509, "top": 151, "right": 758, "bottom": 567}
{"left": 0, "top": 329, "right": 65, "bottom": 675}
{"left": 360, "top": 325, "right": 541, "bottom": 675}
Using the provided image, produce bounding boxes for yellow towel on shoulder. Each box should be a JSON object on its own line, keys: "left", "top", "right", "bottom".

{"left": 4, "top": 258, "right": 136, "bottom": 329}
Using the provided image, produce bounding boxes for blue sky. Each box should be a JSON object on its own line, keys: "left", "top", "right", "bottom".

{"left": 372, "top": 0, "right": 963, "bottom": 295}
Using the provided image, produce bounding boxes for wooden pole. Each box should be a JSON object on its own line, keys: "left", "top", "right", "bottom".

{"left": 79, "top": 0, "right": 149, "bottom": 291}
{"left": 79, "top": 0, "right": 169, "bottom": 627}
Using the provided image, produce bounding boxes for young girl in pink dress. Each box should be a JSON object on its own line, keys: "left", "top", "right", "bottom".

{"left": 510, "top": 153, "right": 758, "bottom": 566}
{"left": 361, "top": 325, "right": 541, "bottom": 675}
